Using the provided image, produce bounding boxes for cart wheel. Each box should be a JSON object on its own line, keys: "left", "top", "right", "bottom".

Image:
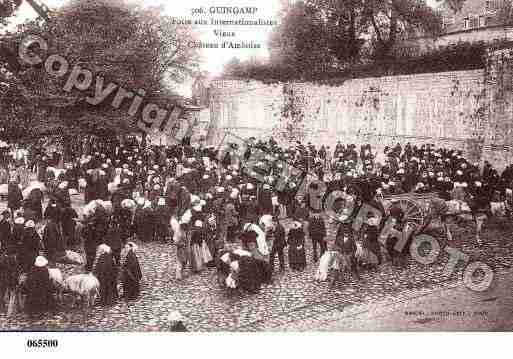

{"left": 398, "top": 199, "right": 425, "bottom": 229}
{"left": 383, "top": 199, "right": 426, "bottom": 230}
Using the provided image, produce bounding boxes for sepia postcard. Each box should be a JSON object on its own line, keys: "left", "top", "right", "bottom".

{"left": 0, "top": 0, "right": 512, "bottom": 355}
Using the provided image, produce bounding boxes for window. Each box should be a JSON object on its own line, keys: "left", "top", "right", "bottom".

{"left": 479, "top": 15, "right": 486, "bottom": 27}
{"left": 485, "top": 0, "right": 497, "bottom": 13}
{"left": 464, "top": 17, "right": 470, "bottom": 29}
{"left": 470, "top": 16, "right": 479, "bottom": 28}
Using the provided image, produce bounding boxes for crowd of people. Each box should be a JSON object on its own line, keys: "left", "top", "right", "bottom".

{"left": 0, "top": 134, "right": 512, "bottom": 318}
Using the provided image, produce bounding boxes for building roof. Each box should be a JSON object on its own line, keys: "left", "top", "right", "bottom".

{"left": 438, "top": 0, "right": 508, "bottom": 34}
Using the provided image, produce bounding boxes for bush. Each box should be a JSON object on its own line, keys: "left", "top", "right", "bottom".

{"left": 222, "top": 40, "right": 511, "bottom": 85}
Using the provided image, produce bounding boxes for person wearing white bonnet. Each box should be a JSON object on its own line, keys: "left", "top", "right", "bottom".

{"left": 136, "top": 197, "right": 145, "bottom": 207}
{"left": 121, "top": 198, "right": 136, "bottom": 209}
{"left": 168, "top": 311, "right": 188, "bottom": 331}
{"left": 121, "top": 242, "right": 142, "bottom": 300}
{"left": 25, "top": 220, "right": 35, "bottom": 228}
{"left": 34, "top": 255, "right": 48, "bottom": 268}
{"left": 24, "top": 255, "right": 56, "bottom": 316}
{"left": 97, "top": 243, "right": 111, "bottom": 255}
{"left": 14, "top": 216, "right": 25, "bottom": 226}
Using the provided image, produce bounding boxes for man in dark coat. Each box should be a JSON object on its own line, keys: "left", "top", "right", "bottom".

{"left": 54, "top": 182, "right": 71, "bottom": 209}
{"left": 43, "top": 201, "right": 61, "bottom": 225}
{"left": 24, "top": 188, "right": 43, "bottom": 222}
{"left": 83, "top": 218, "right": 102, "bottom": 272}
{"left": 287, "top": 221, "right": 307, "bottom": 271}
{"left": 61, "top": 206, "right": 78, "bottom": 247}
{"left": 153, "top": 198, "right": 171, "bottom": 242}
{"left": 0, "top": 211, "right": 13, "bottom": 254}
{"left": 257, "top": 183, "right": 273, "bottom": 215}
{"left": 18, "top": 221, "right": 40, "bottom": 273}
{"left": 42, "top": 216, "right": 63, "bottom": 267}
{"left": 105, "top": 220, "right": 122, "bottom": 266}
{"left": 268, "top": 217, "right": 287, "bottom": 272}
{"left": 133, "top": 202, "right": 155, "bottom": 242}
{"left": 7, "top": 179, "right": 23, "bottom": 215}
{"left": 309, "top": 214, "right": 327, "bottom": 263}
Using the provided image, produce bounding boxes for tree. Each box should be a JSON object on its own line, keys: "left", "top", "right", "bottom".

{"left": 269, "top": 0, "right": 443, "bottom": 68}
{"left": 1, "top": 0, "right": 200, "bottom": 148}
{"left": 0, "top": 0, "right": 22, "bottom": 26}
{"left": 306, "top": 0, "right": 367, "bottom": 64}
{"left": 269, "top": 1, "right": 337, "bottom": 75}
{"left": 361, "top": 0, "right": 443, "bottom": 60}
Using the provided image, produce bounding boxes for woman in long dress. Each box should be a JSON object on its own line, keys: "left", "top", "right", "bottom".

{"left": 23, "top": 256, "right": 55, "bottom": 317}
{"left": 93, "top": 244, "right": 118, "bottom": 306}
{"left": 189, "top": 220, "right": 206, "bottom": 273}
{"left": 121, "top": 242, "right": 142, "bottom": 300}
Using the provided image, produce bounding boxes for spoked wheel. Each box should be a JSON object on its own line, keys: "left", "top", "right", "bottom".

{"left": 383, "top": 198, "right": 426, "bottom": 232}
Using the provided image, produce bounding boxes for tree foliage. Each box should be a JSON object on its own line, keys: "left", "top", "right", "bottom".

{"left": 265, "top": 0, "right": 444, "bottom": 75}
{"left": 223, "top": 40, "right": 490, "bottom": 84}
{"left": 0, "top": 0, "right": 200, "bottom": 141}
{"left": 0, "top": 0, "right": 22, "bottom": 26}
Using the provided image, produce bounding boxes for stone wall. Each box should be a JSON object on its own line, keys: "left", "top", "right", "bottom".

{"left": 208, "top": 70, "right": 490, "bottom": 163}
{"left": 482, "top": 48, "right": 513, "bottom": 169}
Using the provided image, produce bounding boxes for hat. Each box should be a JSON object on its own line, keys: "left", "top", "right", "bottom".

{"left": 34, "top": 256, "right": 48, "bottom": 268}
{"left": 367, "top": 217, "right": 380, "bottom": 227}
{"left": 168, "top": 311, "right": 184, "bottom": 323}
{"left": 25, "top": 220, "right": 35, "bottom": 228}
{"left": 339, "top": 214, "right": 349, "bottom": 222}
{"left": 97, "top": 244, "right": 111, "bottom": 255}
{"left": 190, "top": 195, "right": 201, "bottom": 205}
{"left": 121, "top": 199, "right": 136, "bottom": 209}
{"left": 126, "top": 242, "right": 138, "bottom": 252}
{"left": 179, "top": 210, "right": 192, "bottom": 225}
